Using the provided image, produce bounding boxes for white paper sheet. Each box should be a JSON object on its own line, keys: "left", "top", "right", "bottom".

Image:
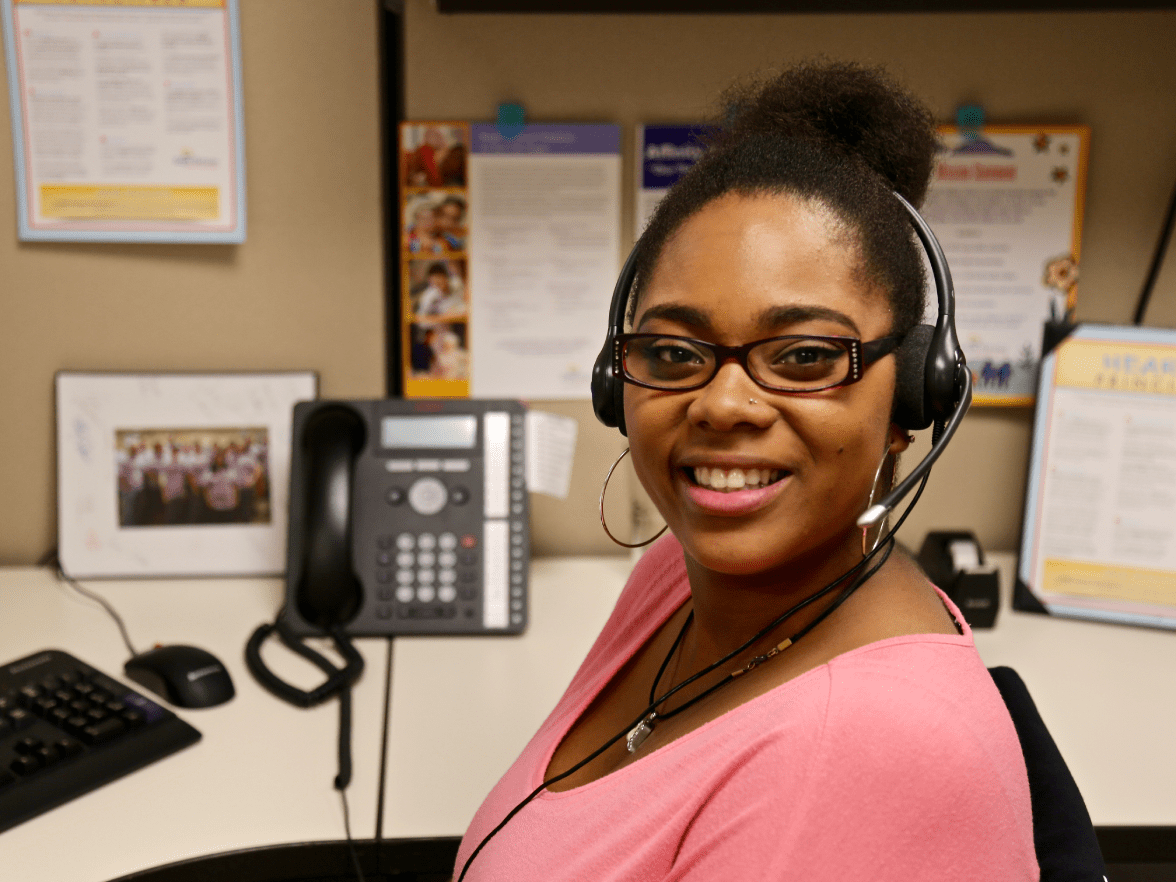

{"left": 468, "top": 123, "right": 620, "bottom": 399}
{"left": 524, "top": 410, "right": 577, "bottom": 500}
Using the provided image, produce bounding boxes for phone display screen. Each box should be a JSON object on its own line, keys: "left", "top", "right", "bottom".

{"left": 380, "top": 415, "right": 478, "bottom": 449}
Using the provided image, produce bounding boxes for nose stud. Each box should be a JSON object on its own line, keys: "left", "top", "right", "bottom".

{"left": 749, "top": 398, "right": 758, "bottom": 405}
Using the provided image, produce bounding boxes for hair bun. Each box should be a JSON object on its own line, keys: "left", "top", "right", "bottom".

{"left": 718, "top": 60, "right": 938, "bottom": 207}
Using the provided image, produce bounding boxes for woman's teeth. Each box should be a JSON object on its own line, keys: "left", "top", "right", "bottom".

{"left": 692, "top": 466, "right": 782, "bottom": 492}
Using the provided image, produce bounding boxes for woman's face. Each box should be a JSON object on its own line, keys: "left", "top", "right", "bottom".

{"left": 624, "top": 192, "right": 908, "bottom": 578}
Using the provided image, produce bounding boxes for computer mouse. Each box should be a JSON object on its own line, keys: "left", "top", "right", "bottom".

{"left": 124, "top": 644, "right": 235, "bottom": 709}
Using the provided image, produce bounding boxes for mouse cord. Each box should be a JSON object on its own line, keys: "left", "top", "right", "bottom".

{"left": 40, "top": 548, "right": 140, "bottom": 657}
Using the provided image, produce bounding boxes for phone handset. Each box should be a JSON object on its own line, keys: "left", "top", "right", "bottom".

{"left": 245, "top": 404, "right": 367, "bottom": 791}
{"left": 295, "top": 404, "right": 366, "bottom": 628}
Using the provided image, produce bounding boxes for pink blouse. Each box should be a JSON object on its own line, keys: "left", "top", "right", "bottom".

{"left": 455, "top": 535, "right": 1038, "bottom": 881}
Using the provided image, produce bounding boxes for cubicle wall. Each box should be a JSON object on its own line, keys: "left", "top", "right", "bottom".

{"left": 4, "top": 0, "right": 1176, "bottom": 563}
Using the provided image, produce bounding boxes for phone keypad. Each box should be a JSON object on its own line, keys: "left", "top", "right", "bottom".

{"left": 374, "top": 531, "right": 477, "bottom": 621}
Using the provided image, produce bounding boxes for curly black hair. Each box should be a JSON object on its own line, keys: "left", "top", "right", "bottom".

{"left": 631, "top": 61, "right": 940, "bottom": 336}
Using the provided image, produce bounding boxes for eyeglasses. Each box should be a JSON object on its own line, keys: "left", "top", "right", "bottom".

{"left": 617, "top": 333, "right": 902, "bottom": 394}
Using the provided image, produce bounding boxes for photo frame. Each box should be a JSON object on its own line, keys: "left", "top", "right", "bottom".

{"left": 56, "top": 371, "right": 317, "bottom": 578}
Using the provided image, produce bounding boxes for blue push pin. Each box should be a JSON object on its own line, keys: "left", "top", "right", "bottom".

{"left": 497, "top": 102, "right": 525, "bottom": 140}
{"left": 956, "top": 104, "right": 984, "bottom": 143}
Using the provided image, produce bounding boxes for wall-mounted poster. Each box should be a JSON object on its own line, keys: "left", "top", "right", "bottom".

{"left": 635, "top": 124, "right": 709, "bottom": 238}
{"left": 922, "top": 125, "right": 1089, "bottom": 404}
{"left": 2, "top": 0, "right": 246, "bottom": 243}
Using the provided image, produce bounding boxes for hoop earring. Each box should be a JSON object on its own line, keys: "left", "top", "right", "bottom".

{"left": 599, "top": 447, "right": 669, "bottom": 549}
{"left": 861, "top": 451, "right": 896, "bottom": 557}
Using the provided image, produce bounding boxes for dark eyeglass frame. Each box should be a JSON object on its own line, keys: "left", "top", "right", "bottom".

{"left": 617, "top": 332, "right": 903, "bottom": 394}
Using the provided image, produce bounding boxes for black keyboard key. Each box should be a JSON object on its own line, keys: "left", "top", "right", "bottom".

{"left": 8, "top": 708, "right": 33, "bottom": 731}
{"left": 18, "top": 686, "right": 42, "bottom": 707}
{"left": 33, "top": 696, "right": 58, "bottom": 715}
{"left": 82, "top": 716, "right": 126, "bottom": 744}
{"left": 11, "top": 755, "right": 40, "bottom": 776}
{"left": 55, "top": 739, "right": 83, "bottom": 758}
{"left": 14, "top": 736, "right": 41, "bottom": 755}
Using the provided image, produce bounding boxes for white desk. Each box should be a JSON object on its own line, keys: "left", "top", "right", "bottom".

{"left": 1, "top": 569, "right": 389, "bottom": 882}
{"left": 971, "top": 556, "right": 1176, "bottom": 829}
{"left": 3, "top": 554, "right": 1175, "bottom": 882}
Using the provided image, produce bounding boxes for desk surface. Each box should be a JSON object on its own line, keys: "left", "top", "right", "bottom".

{"left": 3, "top": 554, "right": 1175, "bottom": 881}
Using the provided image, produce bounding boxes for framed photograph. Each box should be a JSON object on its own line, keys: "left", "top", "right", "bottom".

{"left": 56, "top": 371, "right": 317, "bottom": 578}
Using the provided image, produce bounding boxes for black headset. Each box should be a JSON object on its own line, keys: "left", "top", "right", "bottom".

{"left": 589, "top": 191, "right": 973, "bottom": 528}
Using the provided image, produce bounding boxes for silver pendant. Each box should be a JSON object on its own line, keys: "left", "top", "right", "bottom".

{"left": 626, "top": 713, "right": 656, "bottom": 753}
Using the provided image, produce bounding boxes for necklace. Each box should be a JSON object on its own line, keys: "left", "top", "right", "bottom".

{"left": 625, "top": 540, "right": 893, "bottom": 753}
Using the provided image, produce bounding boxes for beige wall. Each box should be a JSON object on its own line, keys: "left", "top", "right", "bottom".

{"left": 0, "top": 1, "right": 386, "bottom": 564}
{"left": 2, "top": 1, "right": 1175, "bottom": 565}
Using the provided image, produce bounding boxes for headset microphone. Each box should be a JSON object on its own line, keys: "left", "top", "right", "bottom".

{"left": 858, "top": 367, "right": 972, "bottom": 528}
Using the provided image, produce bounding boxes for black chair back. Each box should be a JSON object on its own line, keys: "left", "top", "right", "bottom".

{"left": 989, "top": 666, "right": 1107, "bottom": 882}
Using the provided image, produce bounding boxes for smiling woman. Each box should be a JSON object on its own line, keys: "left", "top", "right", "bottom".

{"left": 454, "top": 61, "right": 1038, "bottom": 882}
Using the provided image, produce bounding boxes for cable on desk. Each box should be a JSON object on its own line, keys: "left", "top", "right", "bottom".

{"left": 340, "top": 783, "right": 367, "bottom": 882}
{"left": 40, "top": 547, "right": 140, "bottom": 657}
{"left": 374, "top": 636, "right": 395, "bottom": 855}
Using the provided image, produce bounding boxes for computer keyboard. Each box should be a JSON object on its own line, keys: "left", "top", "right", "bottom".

{"left": 0, "top": 648, "right": 201, "bottom": 832}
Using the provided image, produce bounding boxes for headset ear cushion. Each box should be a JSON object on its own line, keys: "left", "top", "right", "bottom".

{"left": 893, "top": 324, "right": 935, "bottom": 431}
{"left": 591, "top": 339, "right": 626, "bottom": 434}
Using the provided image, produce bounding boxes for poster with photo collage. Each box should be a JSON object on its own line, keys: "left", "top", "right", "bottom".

{"left": 399, "top": 122, "right": 471, "bottom": 398}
